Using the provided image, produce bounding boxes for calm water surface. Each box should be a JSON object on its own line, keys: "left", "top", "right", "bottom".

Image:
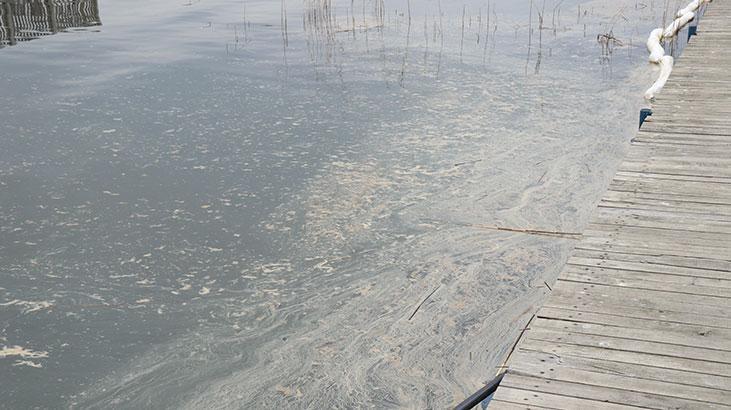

{"left": 1, "top": 0, "right": 670, "bottom": 407}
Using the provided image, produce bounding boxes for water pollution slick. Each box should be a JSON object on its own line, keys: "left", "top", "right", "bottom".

{"left": 0, "top": 0, "right": 673, "bottom": 407}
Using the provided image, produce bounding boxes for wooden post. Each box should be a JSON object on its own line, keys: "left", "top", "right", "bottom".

{"left": 1, "top": 1, "right": 16, "bottom": 45}
{"left": 44, "top": 0, "right": 58, "bottom": 33}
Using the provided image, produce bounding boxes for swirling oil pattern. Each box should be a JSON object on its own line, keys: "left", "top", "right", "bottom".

{"left": 0, "top": 0, "right": 674, "bottom": 408}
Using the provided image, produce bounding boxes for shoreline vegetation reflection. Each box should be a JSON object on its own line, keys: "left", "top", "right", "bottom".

{"left": 0, "top": 0, "right": 101, "bottom": 47}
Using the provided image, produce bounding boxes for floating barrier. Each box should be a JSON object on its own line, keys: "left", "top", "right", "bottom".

{"left": 644, "top": 0, "right": 711, "bottom": 100}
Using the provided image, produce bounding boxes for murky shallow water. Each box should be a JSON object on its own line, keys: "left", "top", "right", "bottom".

{"left": 1, "top": 0, "right": 673, "bottom": 408}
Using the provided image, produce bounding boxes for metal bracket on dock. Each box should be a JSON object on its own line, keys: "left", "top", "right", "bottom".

{"left": 639, "top": 108, "right": 653, "bottom": 128}
{"left": 688, "top": 24, "right": 698, "bottom": 41}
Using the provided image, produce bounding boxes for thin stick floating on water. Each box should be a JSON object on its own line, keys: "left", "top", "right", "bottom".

{"left": 526, "top": 0, "right": 533, "bottom": 75}
{"left": 463, "top": 222, "right": 582, "bottom": 238}
{"left": 408, "top": 284, "right": 441, "bottom": 321}
{"left": 460, "top": 5, "right": 465, "bottom": 61}
{"left": 424, "top": 219, "right": 582, "bottom": 239}
{"left": 454, "top": 159, "right": 483, "bottom": 167}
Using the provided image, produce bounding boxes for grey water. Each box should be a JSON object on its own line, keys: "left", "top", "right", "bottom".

{"left": 1, "top": 0, "right": 671, "bottom": 408}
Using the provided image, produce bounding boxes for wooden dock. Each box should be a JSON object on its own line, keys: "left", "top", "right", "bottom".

{"left": 489, "top": 2, "right": 731, "bottom": 409}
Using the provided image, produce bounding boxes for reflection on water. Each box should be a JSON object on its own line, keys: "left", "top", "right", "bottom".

{"left": 0, "top": 0, "right": 673, "bottom": 408}
{"left": 0, "top": 0, "right": 100, "bottom": 47}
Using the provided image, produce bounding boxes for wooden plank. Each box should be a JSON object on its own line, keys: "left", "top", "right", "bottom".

{"left": 610, "top": 174, "right": 731, "bottom": 190}
{"left": 604, "top": 187, "right": 731, "bottom": 206}
{"left": 615, "top": 170, "right": 731, "bottom": 185}
{"left": 561, "top": 268, "right": 731, "bottom": 296}
{"left": 490, "top": 385, "right": 639, "bottom": 410}
{"left": 579, "top": 236, "right": 731, "bottom": 261}
{"left": 501, "top": 374, "right": 731, "bottom": 410}
{"left": 564, "top": 264, "right": 731, "bottom": 289}
{"left": 569, "top": 247, "right": 731, "bottom": 272}
{"left": 536, "top": 307, "right": 731, "bottom": 341}
{"left": 549, "top": 281, "right": 731, "bottom": 313}
{"left": 515, "top": 342, "right": 731, "bottom": 392}
{"left": 524, "top": 326, "right": 731, "bottom": 366}
{"left": 583, "top": 226, "right": 731, "bottom": 250}
{"left": 509, "top": 350, "right": 731, "bottom": 403}
{"left": 594, "top": 205, "right": 731, "bottom": 224}
{"left": 543, "top": 294, "right": 731, "bottom": 330}
{"left": 582, "top": 230, "right": 731, "bottom": 251}
{"left": 585, "top": 222, "right": 731, "bottom": 244}
{"left": 591, "top": 215, "right": 731, "bottom": 235}
{"left": 488, "top": 399, "right": 551, "bottom": 410}
{"left": 519, "top": 338, "right": 731, "bottom": 380}
{"left": 531, "top": 317, "right": 731, "bottom": 353}
{"left": 598, "top": 201, "right": 731, "bottom": 220}
{"left": 602, "top": 191, "right": 731, "bottom": 208}
{"left": 618, "top": 163, "right": 731, "bottom": 179}
{"left": 578, "top": 235, "right": 731, "bottom": 259}
{"left": 581, "top": 236, "right": 728, "bottom": 260}
{"left": 639, "top": 125, "right": 731, "bottom": 136}
{"left": 623, "top": 154, "right": 731, "bottom": 167}
{"left": 575, "top": 241, "right": 731, "bottom": 264}
{"left": 628, "top": 135, "right": 731, "bottom": 147}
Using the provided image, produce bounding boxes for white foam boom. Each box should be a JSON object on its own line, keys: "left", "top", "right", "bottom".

{"left": 647, "top": 28, "right": 665, "bottom": 63}
{"left": 664, "top": 11, "right": 696, "bottom": 38}
{"left": 644, "top": 0, "right": 711, "bottom": 100}
{"left": 644, "top": 55, "right": 674, "bottom": 100}
{"left": 677, "top": 0, "right": 702, "bottom": 18}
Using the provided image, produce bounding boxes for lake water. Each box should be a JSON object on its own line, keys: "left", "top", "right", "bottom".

{"left": 1, "top": 0, "right": 671, "bottom": 408}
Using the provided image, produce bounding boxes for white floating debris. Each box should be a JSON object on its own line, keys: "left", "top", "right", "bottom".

{"left": 12, "top": 360, "right": 42, "bottom": 368}
{"left": 0, "top": 300, "right": 53, "bottom": 314}
{"left": 0, "top": 345, "right": 49, "bottom": 359}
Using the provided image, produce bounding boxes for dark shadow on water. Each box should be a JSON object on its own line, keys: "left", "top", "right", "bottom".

{"left": 0, "top": 0, "right": 101, "bottom": 48}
